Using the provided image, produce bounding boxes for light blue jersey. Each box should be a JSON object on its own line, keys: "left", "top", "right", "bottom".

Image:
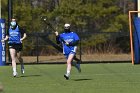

{"left": 8, "top": 26, "right": 21, "bottom": 44}
{"left": 59, "top": 32, "right": 80, "bottom": 57}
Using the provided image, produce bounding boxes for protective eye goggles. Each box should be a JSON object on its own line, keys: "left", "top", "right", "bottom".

{"left": 64, "top": 24, "right": 70, "bottom": 29}
{"left": 10, "top": 21, "right": 16, "bottom": 26}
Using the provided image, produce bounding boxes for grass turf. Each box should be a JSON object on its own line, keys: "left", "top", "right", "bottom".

{"left": 0, "top": 63, "right": 140, "bottom": 93}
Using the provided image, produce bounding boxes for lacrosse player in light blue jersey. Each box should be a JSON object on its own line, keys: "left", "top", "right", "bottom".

{"left": 1, "top": 18, "right": 27, "bottom": 77}
{"left": 55, "top": 23, "right": 81, "bottom": 80}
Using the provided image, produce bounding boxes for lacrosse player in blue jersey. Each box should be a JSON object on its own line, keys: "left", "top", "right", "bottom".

{"left": 1, "top": 18, "right": 27, "bottom": 77}
{"left": 55, "top": 23, "right": 81, "bottom": 80}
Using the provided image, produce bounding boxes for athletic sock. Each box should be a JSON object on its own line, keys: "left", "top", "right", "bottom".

{"left": 66, "top": 70, "right": 70, "bottom": 76}
{"left": 21, "top": 64, "right": 24, "bottom": 69}
{"left": 13, "top": 67, "right": 16, "bottom": 73}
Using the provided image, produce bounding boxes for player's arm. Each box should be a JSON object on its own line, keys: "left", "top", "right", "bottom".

{"left": 1, "top": 35, "right": 9, "bottom": 42}
{"left": 20, "top": 33, "right": 27, "bottom": 41}
{"left": 20, "top": 27, "right": 27, "bottom": 41}
{"left": 56, "top": 35, "right": 61, "bottom": 44}
{"left": 55, "top": 31, "right": 61, "bottom": 44}
{"left": 55, "top": 31, "right": 71, "bottom": 45}
{"left": 1, "top": 29, "right": 9, "bottom": 42}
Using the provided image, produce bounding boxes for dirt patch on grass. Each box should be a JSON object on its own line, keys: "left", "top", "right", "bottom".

{"left": 16, "top": 54, "right": 131, "bottom": 63}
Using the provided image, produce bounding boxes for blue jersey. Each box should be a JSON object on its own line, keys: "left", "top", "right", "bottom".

{"left": 59, "top": 32, "right": 80, "bottom": 55}
{"left": 8, "top": 26, "right": 21, "bottom": 44}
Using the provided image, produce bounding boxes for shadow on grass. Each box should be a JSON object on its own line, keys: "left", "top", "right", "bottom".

{"left": 20, "top": 74, "right": 41, "bottom": 78}
{"left": 73, "top": 78, "right": 92, "bottom": 81}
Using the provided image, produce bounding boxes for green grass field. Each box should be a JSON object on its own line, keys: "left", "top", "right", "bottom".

{"left": 0, "top": 63, "right": 140, "bottom": 93}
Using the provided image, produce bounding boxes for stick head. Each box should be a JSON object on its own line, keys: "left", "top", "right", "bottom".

{"left": 41, "top": 16, "right": 48, "bottom": 21}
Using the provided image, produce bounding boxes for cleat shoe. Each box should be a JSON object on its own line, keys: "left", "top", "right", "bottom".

{"left": 64, "top": 74, "right": 69, "bottom": 80}
{"left": 13, "top": 72, "right": 18, "bottom": 77}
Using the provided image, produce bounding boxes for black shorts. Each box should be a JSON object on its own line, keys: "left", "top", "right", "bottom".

{"left": 8, "top": 43, "right": 23, "bottom": 52}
